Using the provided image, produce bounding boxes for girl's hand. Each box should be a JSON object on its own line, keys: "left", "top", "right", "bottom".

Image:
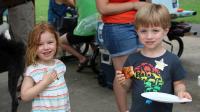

{"left": 43, "top": 70, "right": 58, "bottom": 85}
{"left": 116, "top": 70, "right": 126, "bottom": 85}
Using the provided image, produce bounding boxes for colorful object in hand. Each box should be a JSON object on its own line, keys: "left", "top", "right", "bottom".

{"left": 122, "top": 66, "right": 135, "bottom": 79}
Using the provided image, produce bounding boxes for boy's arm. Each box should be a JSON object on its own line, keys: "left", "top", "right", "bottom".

{"left": 115, "top": 71, "right": 132, "bottom": 112}
{"left": 116, "top": 70, "right": 132, "bottom": 91}
{"left": 173, "top": 80, "right": 192, "bottom": 99}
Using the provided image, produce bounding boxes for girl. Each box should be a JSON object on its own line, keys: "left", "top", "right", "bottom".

{"left": 21, "top": 23, "right": 71, "bottom": 112}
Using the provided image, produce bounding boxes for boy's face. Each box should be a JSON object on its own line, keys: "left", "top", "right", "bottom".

{"left": 137, "top": 26, "right": 169, "bottom": 50}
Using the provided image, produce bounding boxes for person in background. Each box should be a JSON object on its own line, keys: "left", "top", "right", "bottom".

{"left": 56, "top": 0, "right": 98, "bottom": 71}
{"left": 96, "top": 0, "right": 150, "bottom": 111}
{"left": 116, "top": 4, "right": 192, "bottom": 112}
{"left": 7, "top": 0, "right": 35, "bottom": 45}
{"left": 21, "top": 23, "right": 71, "bottom": 112}
{"left": 48, "top": 0, "right": 76, "bottom": 32}
{"left": 1, "top": 0, "right": 35, "bottom": 91}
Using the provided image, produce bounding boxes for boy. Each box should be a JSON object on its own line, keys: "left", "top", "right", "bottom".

{"left": 116, "top": 4, "right": 192, "bottom": 112}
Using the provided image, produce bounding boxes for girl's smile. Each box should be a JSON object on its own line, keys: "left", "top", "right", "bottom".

{"left": 36, "top": 31, "right": 57, "bottom": 64}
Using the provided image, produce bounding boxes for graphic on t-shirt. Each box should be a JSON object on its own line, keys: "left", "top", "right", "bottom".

{"left": 155, "top": 58, "right": 168, "bottom": 71}
{"left": 134, "top": 62, "right": 164, "bottom": 92}
{"left": 133, "top": 58, "right": 168, "bottom": 105}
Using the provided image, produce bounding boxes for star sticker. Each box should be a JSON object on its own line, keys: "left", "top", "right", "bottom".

{"left": 155, "top": 58, "right": 168, "bottom": 71}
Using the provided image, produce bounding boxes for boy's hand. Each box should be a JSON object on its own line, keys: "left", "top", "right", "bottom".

{"left": 176, "top": 90, "right": 192, "bottom": 100}
{"left": 116, "top": 70, "right": 126, "bottom": 85}
{"left": 122, "top": 66, "right": 134, "bottom": 79}
{"left": 174, "top": 80, "right": 192, "bottom": 100}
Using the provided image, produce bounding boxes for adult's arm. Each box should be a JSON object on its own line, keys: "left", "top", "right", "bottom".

{"left": 96, "top": 0, "right": 150, "bottom": 16}
{"left": 55, "top": 0, "right": 75, "bottom": 7}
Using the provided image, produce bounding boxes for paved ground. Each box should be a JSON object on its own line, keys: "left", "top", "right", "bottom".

{"left": 191, "top": 24, "right": 200, "bottom": 37}
{"left": 0, "top": 34, "right": 200, "bottom": 112}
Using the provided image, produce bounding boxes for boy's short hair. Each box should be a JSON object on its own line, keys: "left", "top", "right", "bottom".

{"left": 135, "top": 4, "right": 171, "bottom": 30}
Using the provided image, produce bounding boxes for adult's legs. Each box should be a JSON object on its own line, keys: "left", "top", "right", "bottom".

{"left": 7, "top": 1, "right": 34, "bottom": 103}
{"left": 112, "top": 55, "right": 129, "bottom": 112}
{"left": 8, "top": 1, "right": 34, "bottom": 45}
{"left": 60, "top": 33, "right": 87, "bottom": 64}
{"left": 102, "top": 23, "right": 139, "bottom": 112}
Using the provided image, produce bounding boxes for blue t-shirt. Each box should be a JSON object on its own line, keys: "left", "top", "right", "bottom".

{"left": 124, "top": 50, "right": 186, "bottom": 112}
{"left": 48, "top": 0, "right": 69, "bottom": 23}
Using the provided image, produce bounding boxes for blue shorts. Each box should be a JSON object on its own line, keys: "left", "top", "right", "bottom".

{"left": 102, "top": 23, "right": 142, "bottom": 57}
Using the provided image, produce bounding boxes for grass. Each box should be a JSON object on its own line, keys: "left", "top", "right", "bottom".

{"left": 35, "top": 0, "right": 49, "bottom": 23}
{"left": 178, "top": 0, "right": 200, "bottom": 23}
{"left": 35, "top": 0, "right": 200, "bottom": 23}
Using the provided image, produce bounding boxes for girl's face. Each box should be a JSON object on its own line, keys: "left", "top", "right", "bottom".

{"left": 137, "top": 26, "right": 168, "bottom": 50}
{"left": 36, "top": 31, "right": 57, "bottom": 64}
